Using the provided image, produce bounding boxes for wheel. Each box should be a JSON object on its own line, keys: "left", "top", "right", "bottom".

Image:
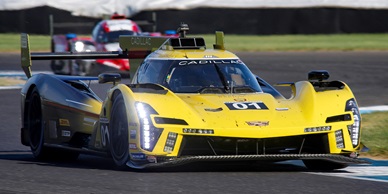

{"left": 50, "top": 60, "right": 67, "bottom": 75}
{"left": 302, "top": 160, "right": 348, "bottom": 171}
{"left": 77, "top": 60, "right": 93, "bottom": 76}
{"left": 27, "top": 88, "right": 49, "bottom": 159}
{"left": 109, "top": 93, "right": 130, "bottom": 169}
{"left": 27, "top": 88, "right": 80, "bottom": 161}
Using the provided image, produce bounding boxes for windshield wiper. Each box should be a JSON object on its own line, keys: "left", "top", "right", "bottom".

{"left": 214, "top": 64, "right": 230, "bottom": 92}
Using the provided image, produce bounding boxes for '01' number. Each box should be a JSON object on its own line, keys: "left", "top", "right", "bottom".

{"left": 225, "top": 102, "right": 268, "bottom": 110}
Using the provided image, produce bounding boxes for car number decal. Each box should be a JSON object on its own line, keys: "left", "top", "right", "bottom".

{"left": 225, "top": 102, "right": 268, "bottom": 110}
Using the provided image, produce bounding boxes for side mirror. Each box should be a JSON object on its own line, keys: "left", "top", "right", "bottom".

{"left": 308, "top": 70, "right": 329, "bottom": 81}
{"left": 98, "top": 73, "right": 121, "bottom": 85}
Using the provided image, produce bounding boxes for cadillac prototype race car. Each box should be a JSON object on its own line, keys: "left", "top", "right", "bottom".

{"left": 20, "top": 24, "right": 368, "bottom": 170}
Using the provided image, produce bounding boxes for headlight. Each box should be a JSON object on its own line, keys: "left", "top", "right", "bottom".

{"left": 304, "top": 126, "right": 331, "bottom": 133}
{"left": 335, "top": 130, "right": 345, "bottom": 149}
{"left": 74, "top": 41, "right": 85, "bottom": 52}
{"left": 345, "top": 98, "right": 361, "bottom": 147}
{"left": 135, "top": 102, "right": 163, "bottom": 152}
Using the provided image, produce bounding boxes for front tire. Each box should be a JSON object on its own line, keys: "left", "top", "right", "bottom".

{"left": 109, "top": 93, "right": 130, "bottom": 169}
{"left": 303, "top": 160, "right": 349, "bottom": 171}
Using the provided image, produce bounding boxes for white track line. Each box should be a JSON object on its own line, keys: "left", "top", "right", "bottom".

{"left": 308, "top": 166, "right": 388, "bottom": 183}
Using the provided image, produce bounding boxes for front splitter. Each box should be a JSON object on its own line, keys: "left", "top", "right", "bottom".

{"left": 126, "top": 153, "right": 370, "bottom": 169}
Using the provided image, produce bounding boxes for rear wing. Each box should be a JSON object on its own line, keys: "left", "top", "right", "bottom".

{"left": 21, "top": 23, "right": 226, "bottom": 78}
{"left": 20, "top": 33, "right": 169, "bottom": 78}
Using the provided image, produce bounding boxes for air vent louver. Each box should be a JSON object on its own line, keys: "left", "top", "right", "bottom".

{"left": 169, "top": 38, "right": 205, "bottom": 49}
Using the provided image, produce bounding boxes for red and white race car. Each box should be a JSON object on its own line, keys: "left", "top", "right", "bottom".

{"left": 51, "top": 14, "right": 144, "bottom": 76}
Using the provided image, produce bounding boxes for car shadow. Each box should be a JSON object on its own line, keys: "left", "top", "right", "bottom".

{"left": 0, "top": 150, "right": 374, "bottom": 173}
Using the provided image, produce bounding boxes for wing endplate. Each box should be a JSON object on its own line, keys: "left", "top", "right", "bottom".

{"left": 213, "top": 31, "right": 225, "bottom": 50}
{"left": 20, "top": 33, "right": 32, "bottom": 78}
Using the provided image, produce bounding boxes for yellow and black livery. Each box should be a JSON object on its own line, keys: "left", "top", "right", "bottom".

{"left": 20, "top": 24, "right": 368, "bottom": 170}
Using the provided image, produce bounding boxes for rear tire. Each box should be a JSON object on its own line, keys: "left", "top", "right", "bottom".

{"left": 28, "top": 88, "right": 49, "bottom": 159}
{"left": 303, "top": 160, "right": 348, "bottom": 171}
{"left": 109, "top": 93, "right": 130, "bottom": 170}
{"left": 27, "top": 88, "right": 79, "bottom": 161}
{"left": 50, "top": 60, "right": 67, "bottom": 75}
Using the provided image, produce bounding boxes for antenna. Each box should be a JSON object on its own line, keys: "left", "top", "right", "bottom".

{"left": 177, "top": 23, "right": 189, "bottom": 38}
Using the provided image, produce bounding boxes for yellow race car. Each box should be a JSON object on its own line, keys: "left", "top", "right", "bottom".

{"left": 20, "top": 23, "right": 368, "bottom": 170}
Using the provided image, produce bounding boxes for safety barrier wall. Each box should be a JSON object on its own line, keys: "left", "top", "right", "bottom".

{"left": 1, "top": 6, "right": 388, "bottom": 35}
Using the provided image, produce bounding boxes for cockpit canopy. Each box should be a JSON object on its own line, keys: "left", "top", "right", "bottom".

{"left": 134, "top": 59, "right": 262, "bottom": 94}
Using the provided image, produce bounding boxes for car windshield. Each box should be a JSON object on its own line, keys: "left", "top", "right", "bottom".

{"left": 136, "top": 59, "right": 262, "bottom": 94}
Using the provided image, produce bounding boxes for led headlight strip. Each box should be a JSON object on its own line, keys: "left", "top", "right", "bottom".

{"left": 135, "top": 102, "right": 163, "bottom": 152}
{"left": 345, "top": 98, "right": 361, "bottom": 148}
{"left": 183, "top": 128, "right": 214, "bottom": 134}
{"left": 304, "top": 126, "right": 331, "bottom": 133}
{"left": 335, "top": 130, "right": 345, "bottom": 149}
{"left": 164, "top": 132, "right": 178, "bottom": 153}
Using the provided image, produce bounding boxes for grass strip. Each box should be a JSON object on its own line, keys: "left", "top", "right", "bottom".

{"left": 2, "top": 33, "right": 388, "bottom": 52}
{"left": 360, "top": 111, "right": 388, "bottom": 159}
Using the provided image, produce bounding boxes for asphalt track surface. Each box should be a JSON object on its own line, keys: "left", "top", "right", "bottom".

{"left": 0, "top": 52, "right": 388, "bottom": 193}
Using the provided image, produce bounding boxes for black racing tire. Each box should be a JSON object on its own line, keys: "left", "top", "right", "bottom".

{"left": 109, "top": 93, "right": 130, "bottom": 170}
{"left": 302, "top": 160, "right": 349, "bottom": 171}
{"left": 50, "top": 60, "right": 67, "bottom": 75}
{"left": 27, "top": 88, "right": 80, "bottom": 161}
{"left": 77, "top": 60, "right": 92, "bottom": 76}
{"left": 28, "top": 88, "right": 49, "bottom": 159}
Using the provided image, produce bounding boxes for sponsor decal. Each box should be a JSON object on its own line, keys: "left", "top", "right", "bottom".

{"left": 61, "top": 130, "right": 71, "bottom": 137}
{"left": 246, "top": 121, "right": 270, "bottom": 127}
{"left": 21, "top": 34, "right": 28, "bottom": 48}
{"left": 225, "top": 102, "right": 268, "bottom": 110}
{"left": 131, "top": 37, "right": 151, "bottom": 46}
{"left": 59, "top": 119, "right": 70, "bottom": 126}
{"left": 100, "top": 117, "right": 109, "bottom": 123}
{"left": 178, "top": 59, "right": 242, "bottom": 66}
{"left": 129, "top": 143, "right": 137, "bottom": 150}
{"left": 131, "top": 153, "right": 146, "bottom": 160}
{"left": 130, "top": 129, "right": 137, "bottom": 139}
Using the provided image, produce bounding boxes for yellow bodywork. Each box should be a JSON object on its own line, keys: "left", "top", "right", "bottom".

{"left": 91, "top": 46, "right": 361, "bottom": 159}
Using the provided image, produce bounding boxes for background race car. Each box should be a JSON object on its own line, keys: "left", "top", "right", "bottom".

{"left": 51, "top": 13, "right": 150, "bottom": 76}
